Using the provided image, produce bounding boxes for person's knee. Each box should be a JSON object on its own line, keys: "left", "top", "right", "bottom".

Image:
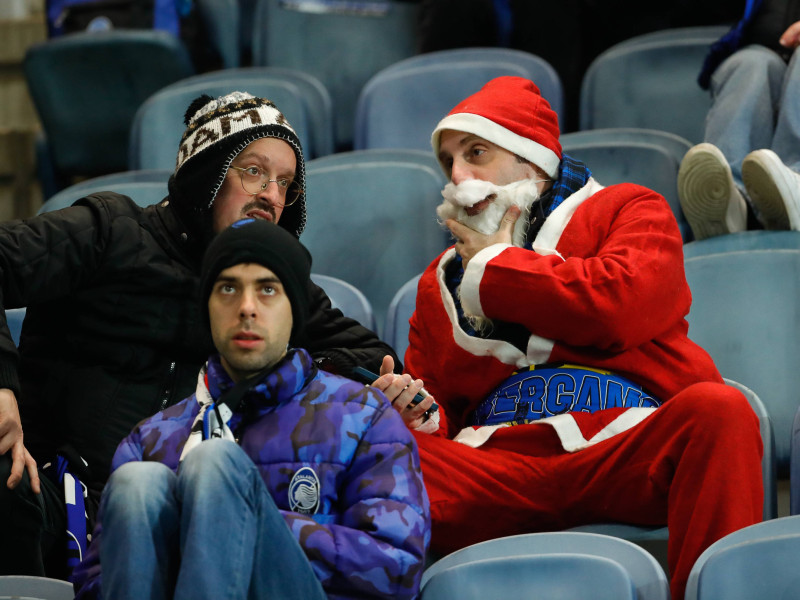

{"left": 670, "top": 382, "right": 759, "bottom": 440}
{"left": 104, "top": 462, "right": 175, "bottom": 513}
{"left": 0, "top": 453, "right": 39, "bottom": 505}
{"left": 179, "top": 439, "right": 249, "bottom": 481}
{"left": 715, "top": 45, "right": 786, "bottom": 88}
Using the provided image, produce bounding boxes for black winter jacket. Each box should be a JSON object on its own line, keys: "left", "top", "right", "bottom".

{"left": 0, "top": 193, "right": 398, "bottom": 490}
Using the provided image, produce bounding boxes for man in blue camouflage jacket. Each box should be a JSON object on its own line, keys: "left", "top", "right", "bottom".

{"left": 71, "top": 218, "right": 430, "bottom": 600}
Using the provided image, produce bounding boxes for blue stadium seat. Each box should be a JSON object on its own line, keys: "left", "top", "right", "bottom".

{"left": 792, "top": 406, "right": 800, "bottom": 515}
{"left": 561, "top": 128, "right": 693, "bottom": 241}
{"left": 310, "top": 273, "right": 376, "bottom": 332}
{"left": 196, "top": 0, "right": 241, "bottom": 68}
{"left": 384, "top": 274, "right": 420, "bottom": 361}
{"left": 129, "top": 67, "right": 334, "bottom": 170}
{"left": 685, "top": 515, "right": 800, "bottom": 600}
{"left": 683, "top": 230, "right": 800, "bottom": 257}
{"left": 37, "top": 170, "right": 171, "bottom": 214}
{"left": 5, "top": 308, "right": 26, "bottom": 347}
{"left": 355, "top": 48, "right": 564, "bottom": 150}
{"left": 23, "top": 30, "right": 194, "bottom": 197}
{"left": 579, "top": 32, "right": 719, "bottom": 144}
{"left": 301, "top": 150, "right": 448, "bottom": 333}
{"left": 0, "top": 575, "right": 74, "bottom": 600}
{"left": 422, "top": 531, "right": 668, "bottom": 600}
{"left": 422, "top": 554, "right": 635, "bottom": 600}
{"left": 683, "top": 248, "right": 800, "bottom": 477}
{"left": 252, "top": 0, "right": 419, "bottom": 150}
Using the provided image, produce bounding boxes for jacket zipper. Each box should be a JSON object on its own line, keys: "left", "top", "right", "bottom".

{"left": 160, "top": 361, "right": 177, "bottom": 410}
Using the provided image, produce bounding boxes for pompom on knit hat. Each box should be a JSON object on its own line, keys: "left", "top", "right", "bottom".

{"left": 431, "top": 76, "right": 562, "bottom": 178}
{"left": 167, "top": 91, "right": 307, "bottom": 241}
{"left": 200, "top": 218, "right": 312, "bottom": 341}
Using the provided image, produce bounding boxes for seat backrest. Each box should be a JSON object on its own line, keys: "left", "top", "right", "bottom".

{"left": 310, "top": 273, "right": 376, "bottom": 332}
{"left": 195, "top": 0, "right": 240, "bottom": 68}
{"left": 5, "top": 308, "right": 26, "bottom": 347}
{"left": 355, "top": 49, "right": 564, "bottom": 150}
{"left": 384, "top": 273, "right": 421, "bottom": 362}
{"left": 23, "top": 30, "right": 194, "bottom": 178}
{"left": 301, "top": 150, "right": 448, "bottom": 334}
{"left": 579, "top": 37, "right": 714, "bottom": 144}
{"left": 252, "top": 0, "right": 419, "bottom": 150}
{"left": 0, "top": 575, "right": 75, "bottom": 600}
{"left": 130, "top": 73, "right": 314, "bottom": 171}
{"left": 561, "top": 128, "right": 692, "bottom": 241}
{"left": 421, "top": 531, "right": 669, "bottom": 600}
{"left": 37, "top": 170, "right": 171, "bottom": 214}
{"left": 792, "top": 406, "right": 800, "bottom": 515}
{"left": 682, "top": 230, "right": 800, "bottom": 258}
{"left": 684, "top": 515, "right": 800, "bottom": 600}
{"left": 612, "top": 25, "right": 730, "bottom": 50}
{"left": 422, "top": 554, "right": 636, "bottom": 600}
{"left": 370, "top": 47, "right": 564, "bottom": 121}
{"left": 684, "top": 249, "right": 800, "bottom": 475}
{"left": 690, "top": 535, "right": 800, "bottom": 600}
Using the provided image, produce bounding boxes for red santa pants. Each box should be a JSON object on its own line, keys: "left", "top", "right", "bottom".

{"left": 413, "top": 381, "right": 763, "bottom": 600}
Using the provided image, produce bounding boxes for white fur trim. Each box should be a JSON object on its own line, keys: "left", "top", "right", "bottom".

{"left": 436, "top": 250, "right": 525, "bottom": 366}
{"left": 432, "top": 113, "right": 560, "bottom": 178}
{"left": 452, "top": 407, "right": 657, "bottom": 450}
{"left": 533, "top": 178, "right": 604, "bottom": 251}
{"left": 460, "top": 243, "right": 510, "bottom": 318}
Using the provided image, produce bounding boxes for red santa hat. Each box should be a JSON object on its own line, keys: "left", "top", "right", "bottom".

{"left": 431, "top": 76, "right": 562, "bottom": 178}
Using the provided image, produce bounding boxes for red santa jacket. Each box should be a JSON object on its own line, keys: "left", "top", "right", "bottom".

{"left": 405, "top": 179, "right": 723, "bottom": 440}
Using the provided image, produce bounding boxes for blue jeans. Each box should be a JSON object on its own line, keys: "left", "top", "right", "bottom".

{"left": 99, "top": 440, "right": 327, "bottom": 600}
{"left": 706, "top": 45, "right": 800, "bottom": 187}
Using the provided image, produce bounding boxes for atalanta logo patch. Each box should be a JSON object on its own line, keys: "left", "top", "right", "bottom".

{"left": 289, "top": 467, "right": 320, "bottom": 515}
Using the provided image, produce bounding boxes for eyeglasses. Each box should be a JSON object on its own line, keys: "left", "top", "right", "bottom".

{"left": 229, "top": 165, "right": 302, "bottom": 207}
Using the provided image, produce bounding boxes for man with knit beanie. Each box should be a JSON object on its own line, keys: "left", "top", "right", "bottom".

{"left": 372, "top": 77, "right": 763, "bottom": 600}
{"left": 71, "top": 218, "right": 429, "bottom": 600}
{"left": 0, "top": 92, "right": 399, "bottom": 579}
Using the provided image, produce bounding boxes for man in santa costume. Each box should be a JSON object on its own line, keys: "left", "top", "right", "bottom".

{"left": 372, "top": 76, "right": 763, "bottom": 600}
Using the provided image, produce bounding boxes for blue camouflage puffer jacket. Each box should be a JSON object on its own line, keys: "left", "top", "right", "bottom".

{"left": 73, "top": 348, "right": 430, "bottom": 600}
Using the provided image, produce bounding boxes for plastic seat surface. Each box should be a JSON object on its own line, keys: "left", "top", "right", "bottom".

{"left": 24, "top": 30, "right": 194, "bottom": 179}
{"left": 560, "top": 131, "right": 690, "bottom": 241}
{"left": 421, "top": 531, "right": 668, "bottom": 600}
{"left": 252, "top": 0, "right": 419, "bottom": 150}
{"left": 0, "top": 575, "right": 74, "bottom": 600}
{"left": 580, "top": 37, "right": 715, "bottom": 144}
{"left": 310, "top": 273, "right": 376, "bottom": 332}
{"left": 684, "top": 249, "right": 800, "bottom": 476}
{"left": 355, "top": 49, "right": 564, "bottom": 150}
{"left": 684, "top": 515, "right": 800, "bottom": 600}
{"left": 37, "top": 171, "right": 171, "bottom": 214}
{"left": 301, "top": 150, "right": 448, "bottom": 333}
{"left": 422, "top": 554, "right": 636, "bottom": 600}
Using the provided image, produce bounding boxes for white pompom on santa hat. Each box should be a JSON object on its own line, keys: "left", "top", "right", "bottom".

{"left": 431, "top": 76, "right": 562, "bottom": 178}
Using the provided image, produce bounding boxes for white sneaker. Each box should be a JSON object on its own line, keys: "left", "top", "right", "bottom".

{"left": 742, "top": 149, "right": 800, "bottom": 230}
{"left": 678, "top": 143, "right": 748, "bottom": 240}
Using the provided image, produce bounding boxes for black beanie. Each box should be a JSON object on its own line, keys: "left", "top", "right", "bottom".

{"left": 200, "top": 218, "right": 313, "bottom": 340}
{"left": 168, "top": 91, "right": 307, "bottom": 241}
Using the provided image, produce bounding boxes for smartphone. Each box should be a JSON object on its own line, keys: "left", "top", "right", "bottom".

{"left": 351, "top": 366, "right": 439, "bottom": 413}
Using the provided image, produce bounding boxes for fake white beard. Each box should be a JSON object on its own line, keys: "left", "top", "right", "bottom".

{"left": 436, "top": 178, "right": 540, "bottom": 248}
{"left": 436, "top": 178, "right": 541, "bottom": 335}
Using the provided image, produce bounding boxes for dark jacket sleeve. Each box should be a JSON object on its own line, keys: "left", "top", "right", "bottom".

{"left": 297, "top": 282, "right": 401, "bottom": 376}
{"left": 0, "top": 195, "right": 116, "bottom": 394}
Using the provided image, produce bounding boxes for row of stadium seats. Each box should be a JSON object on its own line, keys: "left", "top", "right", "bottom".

{"left": 22, "top": 22, "right": 726, "bottom": 200}
{"left": 5, "top": 514, "right": 800, "bottom": 599}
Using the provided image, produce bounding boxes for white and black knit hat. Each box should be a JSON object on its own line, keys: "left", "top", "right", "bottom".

{"left": 167, "top": 91, "right": 307, "bottom": 240}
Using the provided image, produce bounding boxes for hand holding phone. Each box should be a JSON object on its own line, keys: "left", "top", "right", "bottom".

{"left": 351, "top": 366, "right": 439, "bottom": 413}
